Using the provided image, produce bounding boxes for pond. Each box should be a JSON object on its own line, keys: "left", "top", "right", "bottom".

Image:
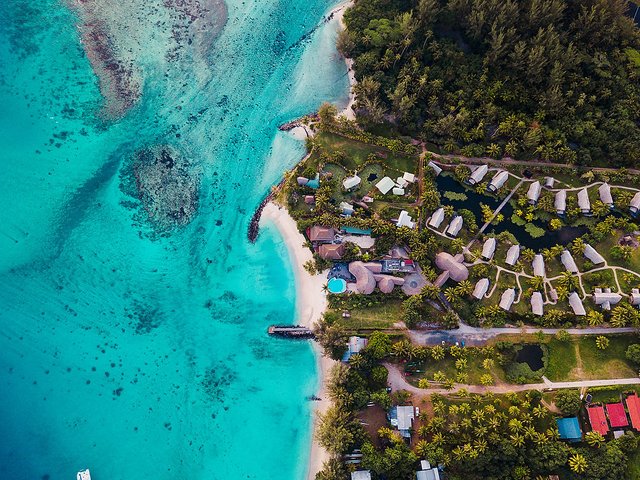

{"left": 514, "top": 344, "right": 544, "bottom": 371}
{"left": 435, "top": 174, "right": 587, "bottom": 250}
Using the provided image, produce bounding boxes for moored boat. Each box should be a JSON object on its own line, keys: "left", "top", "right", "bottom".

{"left": 77, "top": 469, "right": 91, "bottom": 480}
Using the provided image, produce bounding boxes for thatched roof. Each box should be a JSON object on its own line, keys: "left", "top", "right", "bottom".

{"left": 555, "top": 190, "right": 567, "bottom": 213}
{"left": 584, "top": 244, "right": 605, "bottom": 264}
{"left": 472, "top": 278, "right": 490, "bottom": 299}
{"left": 599, "top": 183, "right": 613, "bottom": 206}
{"left": 561, "top": 251, "right": 578, "bottom": 273}
{"left": 377, "top": 277, "right": 396, "bottom": 293}
{"left": 577, "top": 188, "right": 590, "bottom": 212}
{"left": 531, "top": 292, "right": 544, "bottom": 316}
{"left": 527, "top": 181, "right": 541, "bottom": 203}
{"left": 435, "top": 252, "right": 469, "bottom": 282}
{"left": 533, "top": 254, "right": 545, "bottom": 277}
{"left": 569, "top": 292, "right": 586, "bottom": 316}
{"left": 429, "top": 208, "right": 445, "bottom": 228}
{"left": 482, "top": 237, "right": 496, "bottom": 260}
{"left": 401, "top": 273, "right": 427, "bottom": 295}
{"left": 468, "top": 165, "right": 488, "bottom": 184}
{"left": 505, "top": 244, "right": 520, "bottom": 266}
{"left": 488, "top": 171, "right": 509, "bottom": 191}
{"left": 318, "top": 243, "right": 345, "bottom": 260}
{"left": 499, "top": 288, "right": 516, "bottom": 311}
{"left": 348, "top": 261, "right": 376, "bottom": 294}
{"left": 309, "top": 226, "right": 335, "bottom": 242}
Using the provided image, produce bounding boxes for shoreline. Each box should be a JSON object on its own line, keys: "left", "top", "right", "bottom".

{"left": 332, "top": 0, "right": 356, "bottom": 120}
{"left": 259, "top": 202, "right": 335, "bottom": 480}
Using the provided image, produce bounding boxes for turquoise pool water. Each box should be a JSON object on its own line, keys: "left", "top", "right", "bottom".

{"left": 0, "top": 0, "right": 349, "bottom": 479}
{"left": 327, "top": 277, "right": 347, "bottom": 294}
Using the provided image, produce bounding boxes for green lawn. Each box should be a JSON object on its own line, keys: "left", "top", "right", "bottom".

{"left": 404, "top": 350, "right": 506, "bottom": 386}
{"left": 335, "top": 301, "right": 403, "bottom": 331}
{"left": 545, "top": 338, "right": 578, "bottom": 381}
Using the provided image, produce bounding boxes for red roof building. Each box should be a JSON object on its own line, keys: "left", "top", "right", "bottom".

{"left": 626, "top": 394, "right": 640, "bottom": 431}
{"left": 606, "top": 402, "right": 629, "bottom": 428}
{"left": 587, "top": 406, "right": 610, "bottom": 436}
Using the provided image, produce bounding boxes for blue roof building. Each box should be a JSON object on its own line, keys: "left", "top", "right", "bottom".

{"left": 557, "top": 417, "right": 582, "bottom": 442}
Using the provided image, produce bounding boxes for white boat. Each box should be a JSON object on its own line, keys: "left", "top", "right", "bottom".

{"left": 77, "top": 469, "right": 91, "bottom": 480}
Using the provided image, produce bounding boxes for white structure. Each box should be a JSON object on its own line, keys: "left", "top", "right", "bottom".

{"left": 544, "top": 177, "right": 555, "bottom": 188}
{"left": 584, "top": 243, "right": 605, "bottom": 265}
{"left": 599, "top": 183, "right": 613, "bottom": 207}
{"left": 560, "top": 250, "right": 579, "bottom": 273}
{"left": 555, "top": 190, "right": 567, "bottom": 215}
{"left": 487, "top": 171, "right": 509, "bottom": 192}
{"left": 396, "top": 176, "right": 409, "bottom": 188}
{"left": 428, "top": 208, "right": 445, "bottom": 229}
{"left": 631, "top": 192, "right": 640, "bottom": 215}
{"left": 390, "top": 405, "right": 415, "bottom": 436}
{"left": 531, "top": 291, "right": 544, "bottom": 316}
{"left": 340, "top": 201, "right": 354, "bottom": 216}
{"left": 77, "top": 471, "right": 92, "bottom": 480}
{"left": 343, "top": 175, "right": 361, "bottom": 190}
{"left": 630, "top": 289, "right": 640, "bottom": 306}
{"left": 527, "top": 181, "right": 541, "bottom": 204}
{"left": 505, "top": 244, "right": 520, "bottom": 266}
{"left": 482, "top": 237, "right": 497, "bottom": 260}
{"left": 472, "top": 278, "right": 490, "bottom": 300}
{"left": 403, "top": 172, "right": 416, "bottom": 183}
{"left": 396, "top": 210, "right": 415, "bottom": 229}
{"left": 416, "top": 460, "right": 441, "bottom": 480}
{"left": 351, "top": 471, "right": 372, "bottom": 480}
{"left": 445, "top": 216, "right": 463, "bottom": 237}
{"left": 593, "top": 288, "right": 622, "bottom": 310}
{"left": 532, "top": 254, "right": 545, "bottom": 277}
{"left": 392, "top": 187, "right": 406, "bottom": 196}
{"left": 427, "top": 161, "right": 442, "bottom": 176}
{"left": 468, "top": 165, "right": 488, "bottom": 185}
{"left": 500, "top": 288, "right": 516, "bottom": 311}
{"left": 577, "top": 188, "right": 591, "bottom": 215}
{"left": 375, "top": 176, "right": 395, "bottom": 194}
{"left": 569, "top": 292, "right": 586, "bottom": 316}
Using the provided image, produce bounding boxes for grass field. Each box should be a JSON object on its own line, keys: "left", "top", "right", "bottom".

{"left": 335, "top": 301, "right": 404, "bottom": 331}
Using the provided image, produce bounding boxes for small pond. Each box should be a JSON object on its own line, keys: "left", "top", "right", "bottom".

{"left": 514, "top": 344, "right": 544, "bottom": 371}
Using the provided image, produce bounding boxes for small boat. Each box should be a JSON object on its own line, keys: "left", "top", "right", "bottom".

{"left": 77, "top": 469, "right": 91, "bottom": 480}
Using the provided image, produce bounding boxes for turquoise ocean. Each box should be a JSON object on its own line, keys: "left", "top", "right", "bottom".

{"left": 0, "top": 1, "right": 349, "bottom": 479}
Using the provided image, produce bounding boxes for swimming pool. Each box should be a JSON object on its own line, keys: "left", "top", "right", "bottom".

{"left": 327, "top": 277, "right": 347, "bottom": 294}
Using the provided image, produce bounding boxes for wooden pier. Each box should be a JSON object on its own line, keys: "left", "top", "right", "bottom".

{"left": 268, "top": 325, "right": 314, "bottom": 339}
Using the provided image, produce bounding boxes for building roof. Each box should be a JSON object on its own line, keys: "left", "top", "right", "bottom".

{"left": 631, "top": 290, "right": 640, "bottom": 306}
{"left": 468, "top": 165, "right": 488, "bottom": 184}
{"left": 427, "top": 161, "right": 442, "bottom": 176}
{"left": 626, "top": 394, "right": 640, "bottom": 431}
{"left": 499, "top": 288, "right": 516, "bottom": 311}
{"left": 392, "top": 187, "right": 406, "bottom": 196}
{"left": 403, "top": 172, "right": 416, "bottom": 183}
{"left": 343, "top": 336, "right": 368, "bottom": 361}
{"left": 309, "top": 226, "right": 335, "bottom": 242}
{"left": 588, "top": 406, "right": 609, "bottom": 436}
{"left": 376, "top": 176, "right": 396, "bottom": 194}
{"left": 599, "top": 183, "right": 613, "bottom": 205}
{"left": 569, "top": 292, "right": 586, "bottom": 316}
{"left": 533, "top": 254, "right": 545, "bottom": 277}
{"left": 527, "top": 181, "right": 541, "bottom": 203}
{"left": 472, "top": 278, "right": 490, "bottom": 299}
{"left": 391, "top": 405, "right": 415, "bottom": 431}
{"left": 482, "top": 237, "right": 497, "bottom": 260}
{"left": 377, "top": 276, "right": 396, "bottom": 293}
{"left": 606, "top": 402, "right": 629, "bottom": 428}
{"left": 351, "top": 471, "right": 372, "bottom": 480}
{"left": 488, "top": 171, "right": 509, "bottom": 191}
{"left": 435, "top": 252, "right": 469, "bottom": 282}
{"left": 402, "top": 273, "right": 427, "bottom": 295}
{"left": 593, "top": 289, "right": 622, "bottom": 309}
{"left": 557, "top": 417, "right": 582, "bottom": 441}
{"left": 445, "top": 216, "right": 463, "bottom": 237}
{"left": 348, "top": 261, "right": 376, "bottom": 294}
{"left": 397, "top": 210, "right": 415, "bottom": 229}
{"left": 631, "top": 192, "right": 640, "bottom": 211}
{"left": 505, "top": 244, "right": 520, "bottom": 265}
{"left": 318, "top": 243, "right": 345, "bottom": 260}
{"left": 428, "top": 208, "right": 445, "bottom": 228}
{"left": 577, "top": 188, "right": 591, "bottom": 212}
{"left": 304, "top": 195, "right": 315, "bottom": 204}
{"left": 545, "top": 177, "right": 555, "bottom": 188}
{"left": 396, "top": 176, "right": 409, "bottom": 188}
{"left": 584, "top": 244, "right": 605, "bottom": 264}
{"left": 560, "top": 250, "right": 579, "bottom": 273}
{"left": 555, "top": 189, "right": 567, "bottom": 213}
{"left": 416, "top": 469, "right": 440, "bottom": 480}
{"left": 340, "top": 201, "right": 354, "bottom": 215}
{"left": 343, "top": 175, "right": 361, "bottom": 190}
{"left": 531, "top": 291, "right": 544, "bottom": 316}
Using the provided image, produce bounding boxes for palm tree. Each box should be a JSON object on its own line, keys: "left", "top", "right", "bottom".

{"left": 444, "top": 287, "right": 459, "bottom": 303}
{"left": 569, "top": 453, "right": 588, "bottom": 474}
{"left": 587, "top": 310, "right": 604, "bottom": 326}
{"left": 422, "top": 284, "right": 441, "bottom": 300}
{"left": 521, "top": 247, "right": 536, "bottom": 263}
{"left": 349, "top": 353, "right": 366, "bottom": 370}
{"left": 430, "top": 345, "right": 446, "bottom": 361}
{"left": 571, "top": 237, "right": 585, "bottom": 256}
{"left": 596, "top": 335, "right": 610, "bottom": 350}
{"left": 486, "top": 143, "right": 502, "bottom": 158}
{"left": 456, "top": 280, "right": 473, "bottom": 296}
{"left": 586, "top": 431, "right": 605, "bottom": 448}
{"left": 558, "top": 271, "right": 579, "bottom": 291}
{"left": 532, "top": 405, "right": 547, "bottom": 419}
{"left": 510, "top": 433, "right": 525, "bottom": 448}
{"left": 530, "top": 276, "right": 545, "bottom": 291}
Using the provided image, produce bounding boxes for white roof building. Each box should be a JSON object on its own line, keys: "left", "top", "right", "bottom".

{"left": 403, "top": 172, "right": 416, "bottom": 183}
{"left": 593, "top": 288, "right": 622, "bottom": 310}
{"left": 500, "top": 288, "right": 516, "bottom": 311}
{"left": 631, "top": 192, "right": 640, "bottom": 214}
{"left": 396, "top": 210, "right": 415, "bottom": 229}
{"left": 577, "top": 188, "right": 591, "bottom": 214}
{"left": 569, "top": 292, "right": 586, "bottom": 316}
{"left": 555, "top": 190, "right": 567, "bottom": 214}
{"left": 392, "top": 187, "right": 406, "bottom": 196}
{"left": 340, "top": 201, "right": 354, "bottom": 216}
{"left": 343, "top": 175, "right": 361, "bottom": 190}
{"left": 482, "top": 237, "right": 497, "bottom": 260}
{"left": 428, "top": 208, "right": 445, "bottom": 229}
{"left": 351, "top": 471, "right": 372, "bottom": 480}
{"left": 427, "top": 161, "right": 442, "bottom": 176}
{"left": 376, "top": 176, "right": 396, "bottom": 194}
{"left": 396, "top": 177, "right": 409, "bottom": 188}
{"left": 343, "top": 336, "right": 368, "bottom": 361}
{"left": 599, "top": 183, "right": 613, "bottom": 206}
{"left": 416, "top": 460, "right": 441, "bottom": 480}
{"left": 468, "top": 165, "right": 488, "bottom": 185}
{"left": 630, "top": 289, "right": 640, "bottom": 306}
{"left": 390, "top": 405, "right": 415, "bottom": 436}
{"left": 527, "top": 181, "right": 542, "bottom": 204}
{"left": 488, "top": 171, "right": 509, "bottom": 192}
{"left": 584, "top": 243, "right": 605, "bottom": 265}
{"left": 560, "top": 250, "right": 579, "bottom": 273}
{"left": 472, "top": 278, "right": 490, "bottom": 299}
{"left": 545, "top": 177, "right": 555, "bottom": 188}
{"left": 445, "top": 216, "right": 463, "bottom": 237}
{"left": 533, "top": 254, "right": 545, "bottom": 277}
{"left": 505, "top": 244, "right": 520, "bottom": 266}
{"left": 531, "top": 291, "right": 544, "bottom": 316}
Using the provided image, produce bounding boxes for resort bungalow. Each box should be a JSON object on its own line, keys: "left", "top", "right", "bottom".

{"left": 318, "top": 243, "right": 345, "bottom": 260}
{"left": 397, "top": 210, "right": 416, "bottom": 229}
{"left": 472, "top": 278, "right": 490, "bottom": 300}
{"left": 631, "top": 289, "right": 640, "bottom": 306}
{"left": 340, "top": 201, "right": 354, "bottom": 216}
{"left": 584, "top": 244, "right": 605, "bottom": 265}
{"left": 625, "top": 394, "right": 640, "bottom": 431}
{"left": 481, "top": 237, "right": 497, "bottom": 260}
{"left": 487, "top": 171, "right": 509, "bottom": 192}
{"left": 499, "top": 288, "right": 516, "bottom": 311}
{"left": 577, "top": 188, "right": 591, "bottom": 215}
{"left": 607, "top": 402, "right": 629, "bottom": 429}
{"left": 569, "top": 292, "right": 586, "bottom": 316}
{"left": 427, "top": 161, "right": 442, "bottom": 176}
{"left": 403, "top": 172, "right": 416, "bottom": 184}
{"left": 351, "top": 471, "right": 372, "bottom": 480}
{"left": 593, "top": 288, "right": 622, "bottom": 310}
{"left": 435, "top": 252, "right": 469, "bottom": 284}
{"left": 527, "top": 181, "right": 542, "bottom": 205}
{"left": 560, "top": 250, "right": 579, "bottom": 273}
{"left": 343, "top": 336, "right": 368, "bottom": 362}
{"left": 349, "top": 261, "right": 377, "bottom": 295}
{"left": 416, "top": 461, "right": 441, "bottom": 480}
{"left": 389, "top": 405, "right": 415, "bottom": 438}
{"left": 445, "top": 216, "right": 463, "bottom": 237}
{"left": 343, "top": 175, "right": 361, "bottom": 191}
{"left": 557, "top": 417, "right": 582, "bottom": 442}
{"left": 468, "top": 165, "right": 488, "bottom": 185}
{"left": 505, "top": 244, "right": 520, "bottom": 266}
{"left": 631, "top": 192, "right": 640, "bottom": 216}
{"left": 375, "top": 176, "right": 396, "bottom": 195}
{"left": 545, "top": 177, "right": 555, "bottom": 188}
{"left": 587, "top": 405, "right": 610, "bottom": 436}
{"left": 392, "top": 187, "right": 406, "bottom": 196}
{"left": 599, "top": 183, "right": 614, "bottom": 207}
{"left": 533, "top": 254, "right": 545, "bottom": 277}
{"left": 428, "top": 207, "right": 445, "bottom": 229}
{"left": 555, "top": 190, "right": 567, "bottom": 215}
{"left": 308, "top": 226, "right": 335, "bottom": 245}
{"left": 531, "top": 291, "right": 544, "bottom": 316}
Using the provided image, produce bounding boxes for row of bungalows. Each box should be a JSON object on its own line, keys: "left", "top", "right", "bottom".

{"left": 555, "top": 183, "right": 615, "bottom": 215}
{"left": 375, "top": 173, "right": 416, "bottom": 196}
{"left": 467, "top": 166, "right": 511, "bottom": 193}
{"left": 427, "top": 208, "right": 464, "bottom": 237}
{"left": 588, "top": 395, "right": 640, "bottom": 437}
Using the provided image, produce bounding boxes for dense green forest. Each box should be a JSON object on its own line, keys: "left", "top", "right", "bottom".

{"left": 341, "top": 0, "right": 640, "bottom": 166}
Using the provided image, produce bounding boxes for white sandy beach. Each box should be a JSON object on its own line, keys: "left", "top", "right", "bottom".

{"left": 259, "top": 202, "right": 335, "bottom": 480}
{"left": 333, "top": 1, "right": 356, "bottom": 120}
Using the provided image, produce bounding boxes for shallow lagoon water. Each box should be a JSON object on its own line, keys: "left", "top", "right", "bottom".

{"left": 0, "top": 0, "right": 348, "bottom": 478}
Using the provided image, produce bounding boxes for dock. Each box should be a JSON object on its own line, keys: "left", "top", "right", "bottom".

{"left": 268, "top": 325, "right": 314, "bottom": 339}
